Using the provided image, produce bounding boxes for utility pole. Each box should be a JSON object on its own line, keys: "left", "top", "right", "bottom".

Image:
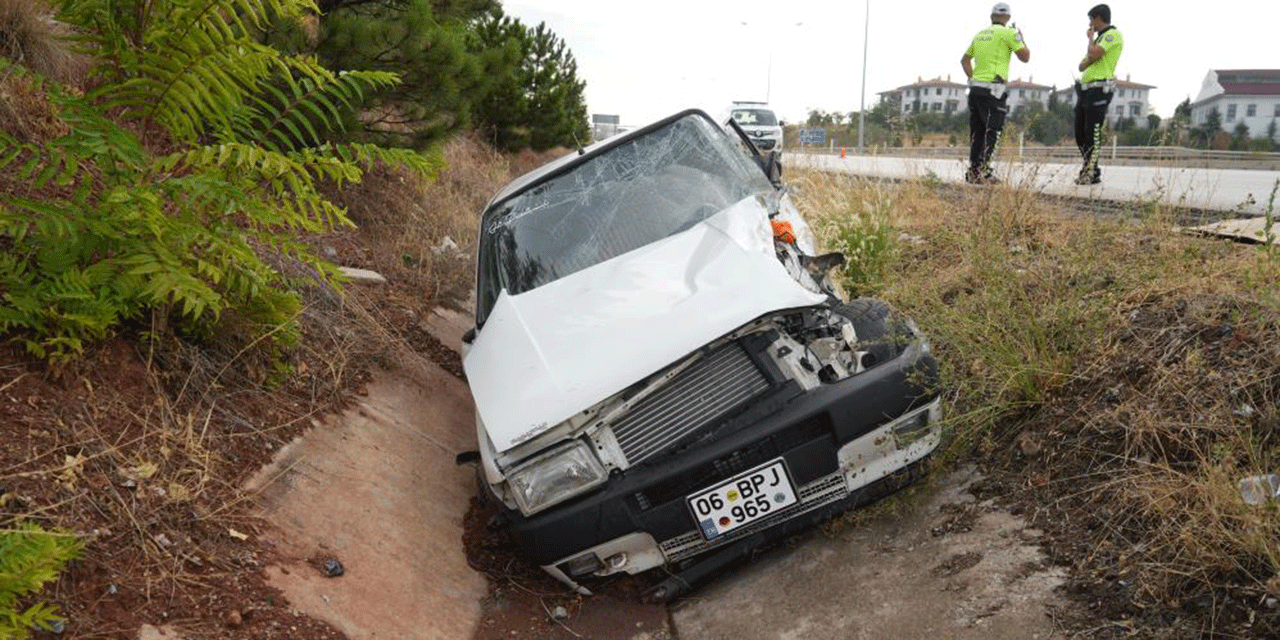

{"left": 767, "top": 51, "right": 772, "bottom": 103}
{"left": 857, "top": 0, "right": 869, "bottom": 154}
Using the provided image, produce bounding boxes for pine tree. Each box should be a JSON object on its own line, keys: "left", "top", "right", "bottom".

{"left": 1230, "top": 121, "right": 1251, "bottom": 151}
{"left": 470, "top": 14, "right": 530, "bottom": 151}
{"left": 523, "top": 23, "right": 589, "bottom": 151}
{"left": 1192, "top": 108, "right": 1222, "bottom": 148}
{"left": 302, "top": 0, "right": 498, "bottom": 149}
{"left": 469, "top": 17, "right": 589, "bottom": 152}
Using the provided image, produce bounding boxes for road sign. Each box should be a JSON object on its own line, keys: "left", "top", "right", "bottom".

{"left": 798, "top": 128, "right": 828, "bottom": 145}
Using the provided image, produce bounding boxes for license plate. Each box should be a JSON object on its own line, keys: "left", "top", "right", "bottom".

{"left": 687, "top": 458, "right": 797, "bottom": 541}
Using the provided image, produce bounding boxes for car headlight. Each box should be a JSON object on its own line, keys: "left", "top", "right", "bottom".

{"left": 507, "top": 440, "right": 607, "bottom": 515}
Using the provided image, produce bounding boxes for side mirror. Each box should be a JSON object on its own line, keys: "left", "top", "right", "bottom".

{"left": 462, "top": 327, "right": 477, "bottom": 344}
{"left": 779, "top": 121, "right": 787, "bottom": 127}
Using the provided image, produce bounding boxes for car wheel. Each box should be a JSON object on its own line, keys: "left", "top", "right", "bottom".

{"left": 833, "top": 298, "right": 913, "bottom": 369}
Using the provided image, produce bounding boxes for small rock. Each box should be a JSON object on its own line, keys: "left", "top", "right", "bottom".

{"left": 338, "top": 266, "right": 387, "bottom": 285}
{"left": 152, "top": 533, "right": 174, "bottom": 548}
{"left": 323, "top": 245, "right": 338, "bottom": 259}
{"left": 1016, "top": 431, "right": 1043, "bottom": 456}
{"left": 48, "top": 619, "right": 65, "bottom": 634}
{"left": 431, "top": 236, "right": 460, "bottom": 255}
{"left": 226, "top": 610, "right": 243, "bottom": 628}
{"left": 1265, "top": 597, "right": 1278, "bottom": 610}
{"left": 106, "top": 584, "right": 118, "bottom": 595}
{"left": 550, "top": 606, "right": 568, "bottom": 620}
{"left": 322, "top": 559, "right": 344, "bottom": 577}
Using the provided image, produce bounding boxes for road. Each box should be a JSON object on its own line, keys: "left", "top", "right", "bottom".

{"left": 793, "top": 152, "right": 1280, "bottom": 216}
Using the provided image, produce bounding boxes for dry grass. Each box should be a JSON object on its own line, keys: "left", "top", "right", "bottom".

{"left": 792, "top": 166, "right": 1280, "bottom": 630}
{"left": 323, "top": 133, "right": 511, "bottom": 311}
{"left": 0, "top": 57, "right": 67, "bottom": 143}
{"left": 0, "top": 0, "right": 83, "bottom": 83}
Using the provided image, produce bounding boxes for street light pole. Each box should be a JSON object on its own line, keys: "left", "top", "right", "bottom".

{"left": 741, "top": 21, "right": 801, "bottom": 105}
{"left": 857, "top": 0, "right": 869, "bottom": 154}
{"left": 767, "top": 51, "right": 772, "bottom": 103}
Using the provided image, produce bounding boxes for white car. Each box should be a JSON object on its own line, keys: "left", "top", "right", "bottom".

{"left": 726, "top": 102, "right": 784, "bottom": 154}
{"left": 461, "top": 109, "right": 942, "bottom": 601}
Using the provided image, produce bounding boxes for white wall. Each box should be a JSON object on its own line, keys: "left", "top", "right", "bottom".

{"left": 1192, "top": 96, "right": 1280, "bottom": 139}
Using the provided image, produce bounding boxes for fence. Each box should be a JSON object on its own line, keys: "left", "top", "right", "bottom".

{"left": 788, "top": 141, "right": 1280, "bottom": 171}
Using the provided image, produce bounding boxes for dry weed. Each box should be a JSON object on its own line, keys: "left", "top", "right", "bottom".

{"left": 793, "top": 167, "right": 1280, "bottom": 628}
{"left": 0, "top": 0, "right": 83, "bottom": 83}
{"left": 508, "top": 145, "right": 571, "bottom": 178}
{"left": 323, "top": 133, "right": 511, "bottom": 311}
{"left": 0, "top": 58, "right": 67, "bottom": 142}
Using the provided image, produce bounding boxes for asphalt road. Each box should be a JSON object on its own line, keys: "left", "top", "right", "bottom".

{"left": 794, "top": 153, "right": 1280, "bottom": 216}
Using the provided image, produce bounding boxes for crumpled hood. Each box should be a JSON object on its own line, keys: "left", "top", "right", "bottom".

{"left": 464, "top": 196, "right": 826, "bottom": 453}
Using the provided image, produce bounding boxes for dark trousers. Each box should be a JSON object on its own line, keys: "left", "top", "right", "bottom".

{"left": 967, "top": 88, "right": 1008, "bottom": 177}
{"left": 1074, "top": 87, "right": 1113, "bottom": 178}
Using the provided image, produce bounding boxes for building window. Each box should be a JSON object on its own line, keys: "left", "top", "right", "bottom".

{"left": 1275, "top": 104, "right": 1280, "bottom": 117}
{"left": 933, "top": 102, "right": 942, "bottom": 111}
{"left": 1118, "top": 89, "right": 1125, "bottom": 98}
{"left": 1115, "top": 106, "right": 1124, "bottom": 116}
{"left": 1226, "top": 104, "right": 1236, "bottom": 121}
{"left": 1130, "top": 104, "right": 1140, "bottom": 116}
{"left": 1247, "top": 104, "right": 1257, "bottom": 117}
{"left": 936, "top": 88, "right": 942, "bottom": 95}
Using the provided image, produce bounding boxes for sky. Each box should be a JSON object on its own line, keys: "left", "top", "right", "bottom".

{"left": 503, "top": 0, "right": 1280, "bottom": 127}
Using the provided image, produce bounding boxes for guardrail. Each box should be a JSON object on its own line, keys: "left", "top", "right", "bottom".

{"left": 788, "top": 144, "right": 1280, "bottom": 171}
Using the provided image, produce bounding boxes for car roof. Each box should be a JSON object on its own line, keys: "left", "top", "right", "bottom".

{"left": 484, "top": 108, "right": 718, "bottom": 213}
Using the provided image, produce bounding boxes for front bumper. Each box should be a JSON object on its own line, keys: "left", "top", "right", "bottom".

{"left": 752, "top": 138, "right": 779, "bottom": 151}
{"left": 501, "top": 339, "right": 939, "bottom": 586}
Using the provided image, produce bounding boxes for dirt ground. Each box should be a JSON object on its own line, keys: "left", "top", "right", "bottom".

{"left": 0, "top": 338, "right": 359, "bottom": 640}
{"left": 671, "top": 467, "right": 1068, "bottom": 639}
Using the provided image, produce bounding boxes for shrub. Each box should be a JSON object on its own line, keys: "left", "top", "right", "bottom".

{"left": 0, "top": 0, "right": 438, "bottom": 359}
{"left": 827, "top": 190, "right": 896, "bottom": 297}
{"left": 0, "top": 522, "right": 83, "bottom": 640}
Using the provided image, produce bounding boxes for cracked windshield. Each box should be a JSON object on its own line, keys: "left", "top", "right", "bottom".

{"left": 478, "top": 113, "right": 770, "bottom": 319}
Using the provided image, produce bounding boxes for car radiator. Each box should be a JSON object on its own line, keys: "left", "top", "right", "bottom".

{"left": 611, "top": 342, "right": 769, "bottom": 465}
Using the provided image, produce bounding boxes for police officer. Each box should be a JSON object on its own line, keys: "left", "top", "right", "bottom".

{"left": 1074, "top": 4, "right": 1124, "bottom": 185}
{"left": 960, "top": 2, "right": 1030, "bottom": 184}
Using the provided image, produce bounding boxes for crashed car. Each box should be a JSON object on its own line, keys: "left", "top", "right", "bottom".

{"left": 462, "top": 109, "right": 941, "bottom": 601}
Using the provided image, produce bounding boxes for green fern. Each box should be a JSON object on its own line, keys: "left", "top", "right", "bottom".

{"left": 0, "top": 522, "right": 83, "bottom": 640}
{"left": 0, "top": 0, "right": 441, "bottom": 359}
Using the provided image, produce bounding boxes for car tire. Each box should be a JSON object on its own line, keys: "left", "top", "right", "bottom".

{"left": 833, "top": 298, "right": 912, "bottom": 369}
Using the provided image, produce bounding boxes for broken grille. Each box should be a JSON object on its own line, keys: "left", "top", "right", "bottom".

{"left": 611, "top": 342, "right": 768, "bottom": 465}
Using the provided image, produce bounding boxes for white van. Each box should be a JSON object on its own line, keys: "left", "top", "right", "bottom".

{"left": 726, "top": 102, "right": 784, "bottom": 154}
